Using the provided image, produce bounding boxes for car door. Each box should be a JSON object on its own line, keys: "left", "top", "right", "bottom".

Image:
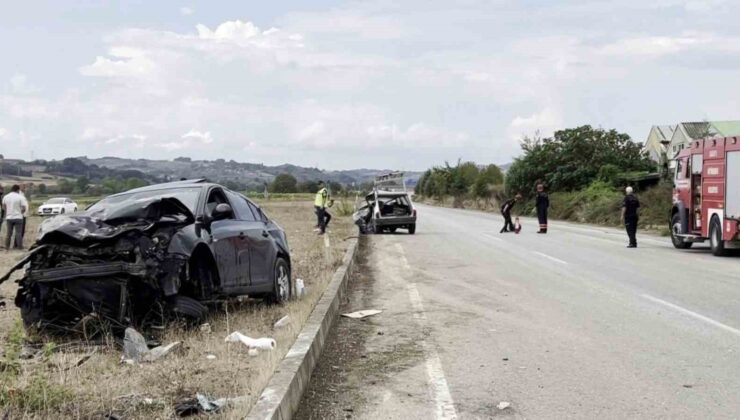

{"left": 224, "top": 191, "right": 259, "bottom": 287}
{"left": 204, "top": 188, "right": 243, "bottom": 289}
{"left": 246, "top": 200, "right": 277, "bottom": 286}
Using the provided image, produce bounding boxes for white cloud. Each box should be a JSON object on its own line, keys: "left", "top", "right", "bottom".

{"left": 507, "top": 108, "right": 562, "bottom": 143}
{"left": 180, "top": 7, "right": 194, "bottom": 16}
{"left": 79, "top": 47, "right": 157, "bottom": 78}
{"left": 182, "top": 129, "right": 214, "bottom": 144}
{"left": 280, "top": 10, "right": 404, "bottom": 40}
{"left": 0, "top": 127, "right": 7, "bottom": 138}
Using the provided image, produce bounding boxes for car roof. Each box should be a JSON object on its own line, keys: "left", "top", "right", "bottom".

{"left": 112, "top": 179, "right": 210, "bottom": 196}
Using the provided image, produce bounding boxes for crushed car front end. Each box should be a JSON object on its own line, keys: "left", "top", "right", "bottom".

{"left": 4, "top": 197, "right": 197, "bottom": 334}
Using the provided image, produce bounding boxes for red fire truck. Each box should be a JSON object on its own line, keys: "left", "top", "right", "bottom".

{"left": 671, "top": 136, "right": 740, "bottom": 255}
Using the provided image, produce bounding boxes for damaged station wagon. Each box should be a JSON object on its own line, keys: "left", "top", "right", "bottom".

{"left": 0, "top": 180, "right": 292, "bottom": 334}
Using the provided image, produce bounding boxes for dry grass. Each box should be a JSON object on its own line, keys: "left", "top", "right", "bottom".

{"left": 0, "top": 201, "right": 355, "bottom": 419}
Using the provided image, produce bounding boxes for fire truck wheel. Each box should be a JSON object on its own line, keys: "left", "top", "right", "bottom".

{"left": 710, "top": 217, "right": 727, "bottom": 256}
{"left": 670, "top": 213, "right": 692, "bottom": 249}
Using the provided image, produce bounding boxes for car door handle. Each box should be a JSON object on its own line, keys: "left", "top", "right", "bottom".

{"left": 261, "top": 230, "right": 269, "bottom": 238}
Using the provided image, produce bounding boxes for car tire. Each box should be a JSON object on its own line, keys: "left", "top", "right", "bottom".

{"left": 268, "top": 257, "right": 292, "bottom": 304}
{"left": 409, "top": 224, "right": 416, "bottom": 234}
{"left": 389, "top": 227, "right": 397, "bottom": 233}
{"left": 710, "top": 217, "right": 727, "bottom": 256}
{"left": 169, "top": 295, "right": 208, "bottom": 321}
{"left": 670, "top": 213, "right": 692, "bottom": 249}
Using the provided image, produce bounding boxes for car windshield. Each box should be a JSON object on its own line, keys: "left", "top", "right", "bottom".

{"left": 47, "top": 198, "right": 66, "bottom": 204}
{"left": 86, "top": 187, "right": 200, "bottom": 221}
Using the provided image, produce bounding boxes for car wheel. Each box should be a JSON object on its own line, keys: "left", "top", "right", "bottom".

{"left": 169, "top": 295, "right": 208, "bottom": 321}
{"left": 670, "top": 213, "right": 691, "bottom": 249}
{"left": 710, "top": 217, "right": 727, "bottom": 256}
{"left": 409, "top": 224, "right": 416, "bottom": 234}
{"left": 388, "top": 227, "right": 397, "bottom": 233}
{"left": 269, "top": 257, "right": 292, "bottom": 304}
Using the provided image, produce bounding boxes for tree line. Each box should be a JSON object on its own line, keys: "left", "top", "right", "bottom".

{"left": 416, "top": 125, "right": 656, "bottom": 202}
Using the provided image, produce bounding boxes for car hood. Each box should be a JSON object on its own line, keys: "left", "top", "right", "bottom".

{"left": 39, "top": 204, "right": 65, "bottom": 208}
{"left": 37, "top": 197, "right": 194, "bottom": 243}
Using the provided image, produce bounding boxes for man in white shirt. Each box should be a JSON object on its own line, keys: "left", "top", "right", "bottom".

{"left": 2, "top": 185, "right": 28, "bottom": 249}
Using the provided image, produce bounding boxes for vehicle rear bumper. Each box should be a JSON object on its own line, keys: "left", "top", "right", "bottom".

{"left": 374, "top": 217, "right": 416, "bottom": 227}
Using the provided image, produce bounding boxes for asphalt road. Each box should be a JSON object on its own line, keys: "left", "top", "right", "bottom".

{"left": 296, "top": 204, "right": 740, "bottom": 419}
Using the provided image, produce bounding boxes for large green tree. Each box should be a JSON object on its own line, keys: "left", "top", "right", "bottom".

{"left": 472, "top": 164, "right": 504, "bottom": 199}
{"left": 506, "top": 125, "right": 654, "bottom": 195}
{"left": 270, "top": 173, "right": 298, "bottom": 193}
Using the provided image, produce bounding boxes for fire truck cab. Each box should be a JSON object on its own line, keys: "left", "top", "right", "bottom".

{"left": 671, "top": 136, "right": 740, "bottom": 256}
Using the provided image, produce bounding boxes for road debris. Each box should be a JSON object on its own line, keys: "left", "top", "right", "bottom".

{"left": 122, "top": 327, "right": 181, "bottom": 363}
{"left": 497, "top": 401, "right": 511, "bottom": 410}
{"left": 225, "top": 331, "right": 276, "bottom": 351}
{"left": 174, "top": 393, "right": 225, "bottom": 417}
{"left": 296, "top": 279, "right": 306, "bottom": 298}
{"left": 206, "top": 354, "right": 217, "bottom": 360}
{"left": 274, "top": 315, "right": 290, "bottom": 328}
{"left": 341, "top": 309, "right": 382, "bottom": 319}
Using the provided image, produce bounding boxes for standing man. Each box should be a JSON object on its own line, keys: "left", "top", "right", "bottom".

{"left": 314, "top": 181, "right": 332, "bottom": 235}
{"left": 621, "top": 186, "right": 640, "bottom": 248}
{"left": 536, "top": 183, "right": 549, "bottom": 234}
{"left": 2, "top": 185, "right": 28, "bottom": 250}
{"left": 0, "top": 185, "right": 5, "bottom": 238}
{"left": 500, "top": 193, "right": 521, "bottom": 233}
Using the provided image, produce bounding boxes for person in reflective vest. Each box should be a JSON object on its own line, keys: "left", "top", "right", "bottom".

{"left": 536, "top": 183, "right": 549, "bottom": 234}
{"left": 314, "top": 181, "right": 332, "bottom": 235}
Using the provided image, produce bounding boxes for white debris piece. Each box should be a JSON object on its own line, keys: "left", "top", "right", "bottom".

{"left": 341, "top": 309, "right": 382, "bottom": 319}
{"left": 497, "top": 401, "right": 511, "bottom": 410}
{"left": 206, "top": 354, "right": 217, "bottom": 360}
{"left": 225, "top": 332, "right": 276, "bottom": 350}
{"left": 248, "top": 348, "right": 259, "bottom": 357}
{"left": 274, "top": 315, "right": 290, "bottom": 328}
{"left": 122, "top": 327, "right": 180, "bottom": 363}
{"left": 295, "top": 279, "right": 306, "bottom": 298}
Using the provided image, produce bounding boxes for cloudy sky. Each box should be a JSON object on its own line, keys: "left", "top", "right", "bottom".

{"left": 1, "top": 0, "right": 739, "bottom": 170}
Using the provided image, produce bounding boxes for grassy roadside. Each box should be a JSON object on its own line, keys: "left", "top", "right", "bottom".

{"left": 416, "top": 182, "right": 673, "bottom": 235}
{"left": 0, "top": 201, "right": 355, "bottom": 419}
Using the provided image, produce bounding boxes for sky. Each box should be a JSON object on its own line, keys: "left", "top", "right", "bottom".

{"left": 1, "top": 0, "right": 740, "bottom": 171}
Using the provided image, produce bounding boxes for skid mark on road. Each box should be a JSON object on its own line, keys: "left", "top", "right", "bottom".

{"left": 641, "top": 294, "right": 740, "bottom": 338}
{"left": 395, "top": 243, "right": 458, "bottom": 420}
{"left": 532, "top": 251, "right": 568, "bottom": 265}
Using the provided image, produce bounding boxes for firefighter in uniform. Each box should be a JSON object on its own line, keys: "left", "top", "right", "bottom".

{"left": 621, "top": 186, "right": 640, "bottom": 248}
{"left": 500, "top": 193, "right": 522, "bottom": 233}
{"left": 536, "top": 183, "right": 549, "bottom": 234}
{"left": 314, "top": 181, "right": 332, "bottom": 235}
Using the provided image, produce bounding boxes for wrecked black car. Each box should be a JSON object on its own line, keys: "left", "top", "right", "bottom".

{"left": 0, "top": 179, "right": 292, "bottom": 334}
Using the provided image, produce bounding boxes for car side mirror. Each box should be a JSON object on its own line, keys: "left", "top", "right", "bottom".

{"left": 211, "top": 203, "right": 233, "bottom": 221}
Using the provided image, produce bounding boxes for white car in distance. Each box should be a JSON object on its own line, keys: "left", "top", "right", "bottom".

{"left": 38, "top": 197, "right": 78, "bottom": 216}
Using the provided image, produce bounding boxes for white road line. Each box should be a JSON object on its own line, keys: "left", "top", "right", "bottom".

{"left": 395, "top": 243, "right": 457, "bottom": 419}
{"left": 483, "top": 233, "right": 503, "bottom": 242}
{"left": 641, "top": 294, "right": 740, "bottom": 338}
{"left": 406, "top": 283, "right": 458, "bottom": 420}
{"left": 532, "top": 251, "right": 568, "bottom": 265}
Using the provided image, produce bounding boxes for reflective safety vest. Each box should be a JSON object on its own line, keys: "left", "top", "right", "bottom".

{"left": 314, "top": 188, "right": 328, "bottom": 207}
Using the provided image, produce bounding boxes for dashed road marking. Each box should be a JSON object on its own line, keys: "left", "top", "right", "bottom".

{"left": 395, "top": 243, "right": 457, "bottom": 419}
{"left": 532, "top": 251, "right": 568, "bottom": 265}
{"left": 641, "top": 294, "right": 740, "bottom": 338}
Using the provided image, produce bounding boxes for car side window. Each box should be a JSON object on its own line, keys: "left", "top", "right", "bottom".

{"left": 226, "top": 191, "right": 257, "bottom": 221}
{"left": 247, "top": 201, "right": 267, "bottom": 223}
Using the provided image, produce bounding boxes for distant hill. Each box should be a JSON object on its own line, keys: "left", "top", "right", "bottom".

{"left": 77, "top": 156, "right": 421, "bottom": 189}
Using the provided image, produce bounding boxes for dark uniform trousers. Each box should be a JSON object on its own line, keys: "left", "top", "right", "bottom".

{"left": 625, "top": 217, "right": 638, "bottom": 246}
